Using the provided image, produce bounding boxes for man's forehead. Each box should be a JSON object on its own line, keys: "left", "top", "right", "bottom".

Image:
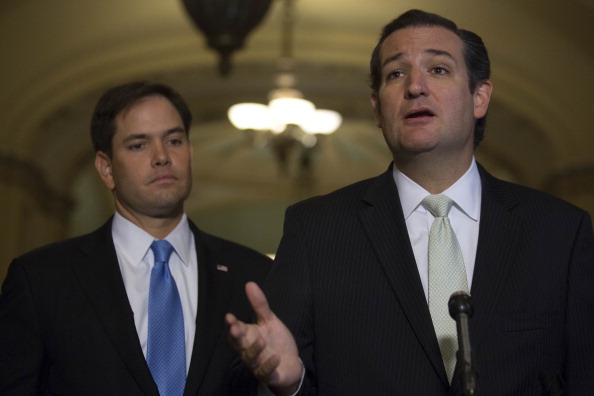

{"left": 380, "top": 26, "right": 463, "bottom": 60}
{"left": 117, "top": 95, "right": 165, "bottom": 121}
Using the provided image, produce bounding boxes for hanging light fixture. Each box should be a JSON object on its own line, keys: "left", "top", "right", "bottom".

{"left": 227, "top": 0, "right": 342, "bottom": 140}
{"left": 182, "top": 0, "right": 274, "bottom": 76}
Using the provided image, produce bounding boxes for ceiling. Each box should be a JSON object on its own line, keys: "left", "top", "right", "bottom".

{"left": 1, "top": 0, "right": 594, "bottom": 255}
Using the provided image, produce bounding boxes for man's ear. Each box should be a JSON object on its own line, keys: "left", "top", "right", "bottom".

{"left": 94, "top": 151, "right": 115, "bottom": 190}
{"left": 473, "top": 79, "right": 493, "bottom": 119}
{"left": 370, "top": 92, "right": 383, "bottom": 128}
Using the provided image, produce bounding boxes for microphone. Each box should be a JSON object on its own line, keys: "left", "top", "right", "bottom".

{"left": 448, "top": 291, "right": 477, "bottom": 396}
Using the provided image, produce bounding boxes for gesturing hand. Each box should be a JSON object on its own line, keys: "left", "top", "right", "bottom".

{"left": 226, "top": 282, "right": 303, "bottom": 396}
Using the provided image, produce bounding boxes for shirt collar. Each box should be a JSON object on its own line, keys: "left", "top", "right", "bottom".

{"left": 393, "top": 158, "right": 481, "bottom": 221}
{"left": 112, "top": 212, "right": 193, "bottom": 267}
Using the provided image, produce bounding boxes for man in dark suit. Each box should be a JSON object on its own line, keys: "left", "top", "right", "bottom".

{"left": 0, "top": 82, "right": 271, "bottom": 395}
{"left": 226, "top": 9, "right": 594, "bottom": 395}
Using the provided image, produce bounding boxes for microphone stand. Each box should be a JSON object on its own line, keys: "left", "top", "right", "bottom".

{"left": 449, "top": 291, "right": 478, "bottom": 396}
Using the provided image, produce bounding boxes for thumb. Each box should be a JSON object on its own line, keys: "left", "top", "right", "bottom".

{"left": 245, "top": 281, "right": 274, "bottom": 323}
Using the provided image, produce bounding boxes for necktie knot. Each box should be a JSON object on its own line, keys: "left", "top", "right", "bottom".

{"left": 422, "top": 194, "right": 454, "bottom": 218}
{"left": 150, "top": 239, "right": 174, "bottom": 265}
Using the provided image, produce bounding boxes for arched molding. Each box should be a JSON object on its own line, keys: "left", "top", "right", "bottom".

{"left": 0, "top": 151, "right": 73, "bottom": 216}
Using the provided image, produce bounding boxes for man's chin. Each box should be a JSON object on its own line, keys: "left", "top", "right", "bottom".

{"left": 150, "top": 204, "right": 184, "bottom": 219}
{"left": 146, "top": 195, "right": 186, "bottom": 218}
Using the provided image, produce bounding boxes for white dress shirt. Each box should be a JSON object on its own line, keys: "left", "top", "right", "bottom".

{"left": 394, "top": 159, "right": 482, "bottom": 298}
{"left": 112, "top": 212, "right": 198, "bottom": 372}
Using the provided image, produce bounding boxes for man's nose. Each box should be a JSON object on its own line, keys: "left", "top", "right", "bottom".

{"left": 152, "top": 143, "right": 171, "bottom": 166}
{"left": 405, "top": 69, "right": 429, "bottom": 98}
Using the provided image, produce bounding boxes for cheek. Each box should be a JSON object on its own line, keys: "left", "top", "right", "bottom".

{"left": 178, "top": 151, "right": 194, "bottom": 172}
{"left": 112, "top": 163, "right": 144, "bottom": 189}
{"left": 377, "top": 96, "right": 400, "bottom": 122}
{"left": 446, "top": 89, "right": 475, "bottom": 119}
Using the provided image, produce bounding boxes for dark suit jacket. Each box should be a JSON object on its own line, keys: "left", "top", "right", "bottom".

{"left": 262, "top": 163, "right": 594, "bottom": 395}
{"left": 0, "top": 218, "right": 271, "bottom": 396}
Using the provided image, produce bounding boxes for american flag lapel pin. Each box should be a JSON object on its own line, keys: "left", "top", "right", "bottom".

{"left": 216, "top": 264, "right": 228, "bottom": 272}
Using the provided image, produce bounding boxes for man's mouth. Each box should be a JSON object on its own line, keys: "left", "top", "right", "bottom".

{"left": 405, "top": 109, "right": 435, "bottom": 119}
{"left": 152, "top": 174, "right": 177, "bottom": 183}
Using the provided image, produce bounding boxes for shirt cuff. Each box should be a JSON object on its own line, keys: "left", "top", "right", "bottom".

{"left": 256, "top": 358, "right": 305, "bottom": 396}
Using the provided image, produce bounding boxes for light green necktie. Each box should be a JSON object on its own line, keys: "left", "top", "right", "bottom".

{"left": 422, "top": 194, "right": 468, "bottom": 382}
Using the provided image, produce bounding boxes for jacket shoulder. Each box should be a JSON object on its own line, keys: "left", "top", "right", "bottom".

{"left": 481, "top": 168, "right": 590, "bottom": 218}
{"left": 290, "top": 170, "right": 391, "bottom": 213}
{"left": 13, "top": 220, "right": 112, "bottom": 267}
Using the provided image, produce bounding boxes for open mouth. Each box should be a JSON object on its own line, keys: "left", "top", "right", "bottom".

{"left": 406, "top": 109, "right": 434, "bottom": 119}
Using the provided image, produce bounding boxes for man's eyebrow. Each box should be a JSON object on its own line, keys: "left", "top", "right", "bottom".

{"left": 121, "top": 127, "right": 185, "bottom": 143}
{"left": 165, "top": 126, "right": 186, "bottom": 136}
{"left": 381, "top": 49, "right": 457, "bottom": 68}
{"left": 122, "top": 133, "right": 148, "bottom": 143}
{"left": 425, "top": 49, "right": 457, "bottom": 63}
{"left": 382, "top": 52, "right": 404, "bottom": 69}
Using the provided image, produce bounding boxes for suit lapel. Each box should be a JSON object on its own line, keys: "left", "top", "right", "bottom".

{"left": 72, "top": 219, "right": 159, "bottom": 395}
{"left": 184, "top": 224, "right": 233, "bottom": 395}
{"left": 469, "top": 166, "right": 522, "bottom": 343}
{"left": 358, "top": 168, "right": 448, "bottom": 385}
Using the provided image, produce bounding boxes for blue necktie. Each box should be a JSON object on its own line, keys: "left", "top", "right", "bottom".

{"left": 147, "top": 240, "right": 186, "bottom": 396}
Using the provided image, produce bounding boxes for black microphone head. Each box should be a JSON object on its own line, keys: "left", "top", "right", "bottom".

{"left": 448, "top": 291, "right": 473, "bottom": 319}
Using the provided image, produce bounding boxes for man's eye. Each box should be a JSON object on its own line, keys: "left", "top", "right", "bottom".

{"left": 386, "top": 70, "right": 404, "bottom": 80}
{"left": 128, "top": 143, "right": 145, "bottom": 151}
{"left": 432, "top": 66, "right": 448, "bottom": 75}
{"left": 169, "top": 138, "right": 183, "bottom": 146}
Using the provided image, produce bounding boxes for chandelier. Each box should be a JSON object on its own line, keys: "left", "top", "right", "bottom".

{"left": 227, "top": 0, "right": 342, "bottom": 156}
{"left": 182, "top": 0, "right": 274, "bottom": 76}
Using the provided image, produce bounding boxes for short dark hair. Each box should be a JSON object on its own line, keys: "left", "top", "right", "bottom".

{"left": 90, "top": 82, "right": 192, "bottom": 156}
{"left": 369, "top": 9, "right": 490, "bottom": 147}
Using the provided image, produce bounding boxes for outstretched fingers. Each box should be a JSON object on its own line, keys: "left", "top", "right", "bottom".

{"left": 225, "top": 313, "right": 247, "bottom": 351}
{"left": 227, "top": 282, "right": 303, "bottom": 393}
{"left": 225, "top": 311, "right": 281, "bottom": 381}
{"left": 225, "top": 313, "right": 262, "bottom": 354}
